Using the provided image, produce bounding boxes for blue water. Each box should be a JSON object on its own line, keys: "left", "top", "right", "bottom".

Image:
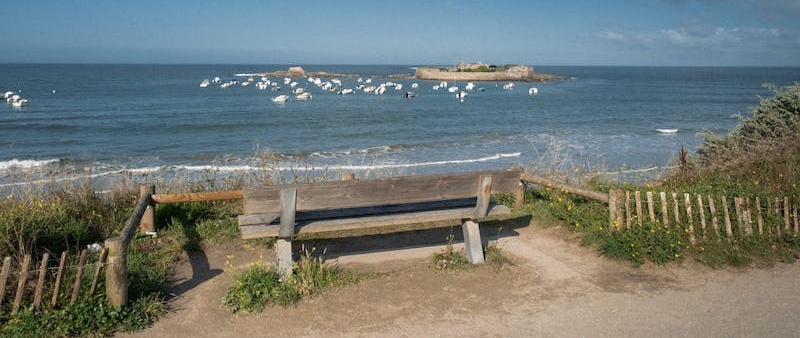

{"left": 2, "top": 64, "right": 799, "bottom": 190}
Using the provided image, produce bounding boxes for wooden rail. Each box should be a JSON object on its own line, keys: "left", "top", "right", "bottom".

{"left": 104, "top": 185, "right": 243, "bottom": 306}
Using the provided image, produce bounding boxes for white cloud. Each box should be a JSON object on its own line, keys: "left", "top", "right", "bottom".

{"left": 599, "top": 26, "right": 798, "bottom": 52}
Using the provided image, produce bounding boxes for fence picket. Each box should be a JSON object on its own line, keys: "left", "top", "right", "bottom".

{"left": 684, "top": 193, "right": 696, "bottom": 244}
{"left": 0, "top": 256, "right": 11, "bottom": 307}
{"left": 635, "top": 191, "right": 643, "bottom": 227}
{"left": 51, "top": 251, "right": 67, "bottom": 308}
{"left": 12, "top": 254, "right": 32, "bottom": 315}
{"left": 672, "top": 192, "right": 682, "bottom": 226}
{"left": 755, "top": 197, "right": 764, "bottom": 235}
{"left": 646, "top": 191, "right": 656, "bottom": 224}
{"left": 33, "top": 252, "right": 49, "bottom": 310}
{"left": 722, "top": 196, "right": 733, "bottom": 242}
{"left": 90, "top": 248, "right": 108, "bottom": 295}
{"left": 697, "top": 194, "right": 707, "bottom": 240}
{"left": 660, "top": 192, "right": 669, "bottom": 226}
{"left": 625, "top": 191, "right": 632, "bottom": 228}
{"left": 744, "top": 198, "right": 754, "bottom": 236}
{"left": 708, "top": 195, "right": 720, "bottom": 241}
{"left": 784, "top": 197, "right": 791, "bottom": 232}
{"left": 70, "top": 250, "right": 89, "bottom": 303}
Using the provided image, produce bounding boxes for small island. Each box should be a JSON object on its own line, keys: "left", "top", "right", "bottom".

{"left": 413, "top": 62, "right": 564, "bottom": 82}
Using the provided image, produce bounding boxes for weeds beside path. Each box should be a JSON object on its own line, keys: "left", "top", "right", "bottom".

{"left": 118, "top": 222, "right": 800, "bottom": 337}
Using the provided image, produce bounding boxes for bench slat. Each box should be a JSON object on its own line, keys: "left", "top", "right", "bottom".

{"left": 243, "top": 169, "right": 521, "bottom": 215}
{"left": 239, "top": 204, "right": 512, "bottom": 239}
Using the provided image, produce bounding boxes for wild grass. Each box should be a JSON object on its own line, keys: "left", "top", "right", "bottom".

{"left": 222, "top": 247, "right": 360, "bottom": 314}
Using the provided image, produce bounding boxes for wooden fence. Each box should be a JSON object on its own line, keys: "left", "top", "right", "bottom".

{"left": 0, "top": 249, "right": 107, "bottom": 315}
{"left": 609, "top": 190, "right": 799, "bottom": 244}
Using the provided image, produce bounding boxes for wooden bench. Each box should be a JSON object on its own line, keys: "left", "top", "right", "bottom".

{"left": 237, "top": 168, "right": 524, "bottom": 275}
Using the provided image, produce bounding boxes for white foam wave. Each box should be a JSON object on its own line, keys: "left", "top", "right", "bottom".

{"left": 0, "top": 158, "right": 59, "bottom": 171}
{"left": 285, "top": 153, "right": 522, "bottom": 171}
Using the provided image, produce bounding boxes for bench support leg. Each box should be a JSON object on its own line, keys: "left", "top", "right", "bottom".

{"left": 276, "top": 239, "right": 293, "bottom": 280}
{"left": 462, "top": 220, "right": 485, "bottom": 264}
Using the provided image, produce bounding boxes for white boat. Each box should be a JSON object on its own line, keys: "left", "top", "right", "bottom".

{"left": 503, "top": 82, "right": 515, "bottom": 90}
{"left": 11, "top": 98, "right": 28, "bottom": 107}
{"left": 448, "top": 86, "right": 459, "bottom": 93}
{"left": 199, "top": 79, "right": 210, "bottom": 87}
{"left": 339, "top": 88, "right": 354, "bottom": 95}
{"left": 271, "top": 95, "right": 289, "bottom": 103}
{"left": 528, "top": 87, "right": 538, "bottom": 95}
{"left": 656, "top": 128, "right": 678, "bottom": 134}
{"left": 295, "top": 92, "right": 312, "bottom": 100}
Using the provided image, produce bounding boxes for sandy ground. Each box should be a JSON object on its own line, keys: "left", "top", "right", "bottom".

{"left": 119, "top": 221, "right": 800, "bottom": 337}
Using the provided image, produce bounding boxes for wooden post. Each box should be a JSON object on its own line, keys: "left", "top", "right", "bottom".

{"left": 473, "top": 175, "right": 493, "bottom": 219}
{"left": 660, "top": 192, "right": 669, "bottom": 226}
{"left": 722, "top": 196, "right": 733, "bottom": 242}
{"left": 51, "top": 251, "right": 67, "bottom": 307}
{"left": 33, "top": 252, "right": 49, "bottom": 310}
{"left": 684, "top": 193, "right": 696, "bottom": 245}
{"left": 0, "top": 256, "right": 11, "bottom": 307}
{"left": 794, "top": 207, "right": 799, "bottom": 235}
{"left": 462, "top": 220, "right": 485, "bottom": 264}
{"left": 696, "top": 194, "right": 707, "bottom": 240}
{"left": 608, "top": 189, "right": 623, "bottom": 231}
{"left": 278, "top": 188, "right": 297, "bottom": 279}
{"left": 140, "top": 184, "right": 156, "bottom": 233}
{"left": 105, "top": 237, "right": 128, "bottom": 306}
{"left": 12, "top": 254, "right": 32, "bottom": 315}
{"left": 708, "top": 195, "right": 720, "bottom": 240}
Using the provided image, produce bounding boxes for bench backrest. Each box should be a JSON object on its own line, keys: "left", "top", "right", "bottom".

{"left": 242, "top": 168, "right": 523, "bottom": 215}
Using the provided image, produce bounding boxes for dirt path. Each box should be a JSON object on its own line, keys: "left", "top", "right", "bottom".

{"left": 119, "top": 223, "right": 800, "bottom": 337}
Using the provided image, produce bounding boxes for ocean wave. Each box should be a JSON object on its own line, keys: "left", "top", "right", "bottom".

{"left": 287, "top": 152, "right": 522, "bottom": 171}
{"left": 0, "top": 158, "right": 60, "bottom": 171}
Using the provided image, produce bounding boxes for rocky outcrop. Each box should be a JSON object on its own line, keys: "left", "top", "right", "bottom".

{"left": 414, "top": 64, "right": 563, "bottom": 82}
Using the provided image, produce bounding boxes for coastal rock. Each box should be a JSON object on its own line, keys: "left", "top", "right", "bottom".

{"left": 414, "top": 63, "right": 564, "bottom": 82}
{"left": 287, "top": 66, "right": 305, "bottom": 77}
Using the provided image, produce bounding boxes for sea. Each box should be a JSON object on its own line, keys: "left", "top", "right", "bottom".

{"left": 2, "top": 64, "right": 799, "bottom": 192}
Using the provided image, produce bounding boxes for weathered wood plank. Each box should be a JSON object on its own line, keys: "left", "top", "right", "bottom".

{"left": 152, "top": 190, "right": 243, "bottom": 204}
{"left": 672, "top": 192, "right": 682, "bottom": 226}
{"left": 646, "top": 191, "right": 656, "bottom": 224}
{"left": 685, "top": 193, "right": 696, "bottom": 245}
{"left": 625, "top": 191, "right": 632, "bottom": 228}
{"left": 660, "top": 192, "right": 669, "bottom": 226}
{"left": 755, "top": 197, "right": 764, "bottom": 236}
{"left": 473, "top": 175, "right": 493, "bottom": 219}
{"left": 90, "top": 248, "right": 108, "bottom": 295}
{"left": 239, "top": 205, "right": 512, "bottom": 240}
{"left": 708, "top": 195, "right": 720, "bottom": 240}
{"left": 520, "top": 172, "right": 608, "bottom": 203}
{"left": 12, "top": 254, "right": 32, "bottom": 315}
{"left": 245, "top": 169, "right": 522, "bottom": 214}
{"left": 51, "top": 251, "right": 67, "bottom": 307}
{"left": 697, "top": 194, "right": 707, "bottom": 240}
{"left": 0, "top": 256, "right": 11, "bottom": 307}
{"left": 70, "top": 250, "right": 88, "bottom": 303}
{"left": 635, "top": 191, "right": 643, "bottom": 227}
{"left": 279, "top": 188, "right": 297, "bottom": 239}
{"left": 734, "top": 197, "right": 745, "bottom": 236}
{"left": 33, "top": 252, "right": 49, "bottom": 310}
{"left": 722, "top": 196, "right": 733, "bottom": 242}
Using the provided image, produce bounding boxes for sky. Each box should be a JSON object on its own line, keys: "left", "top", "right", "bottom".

{"left": 2, "top": 0, "right": 799, "bottom": 66}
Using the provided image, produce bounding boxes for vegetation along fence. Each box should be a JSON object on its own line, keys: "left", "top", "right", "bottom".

{"left": 0, "top": 249, "right": 107, "bottom": 315}
{"left": 521, "top": 173, "right": 799, "bottom": 243}
{"left": 609, "top": 190, "right": 799, "bottom": 244}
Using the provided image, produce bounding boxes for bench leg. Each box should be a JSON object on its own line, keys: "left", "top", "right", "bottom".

{"left": 462, "top": 220, "right": 485, "bottom": 264}
{"left": 276, "top": 239, "right": 293, "bottom": 280}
